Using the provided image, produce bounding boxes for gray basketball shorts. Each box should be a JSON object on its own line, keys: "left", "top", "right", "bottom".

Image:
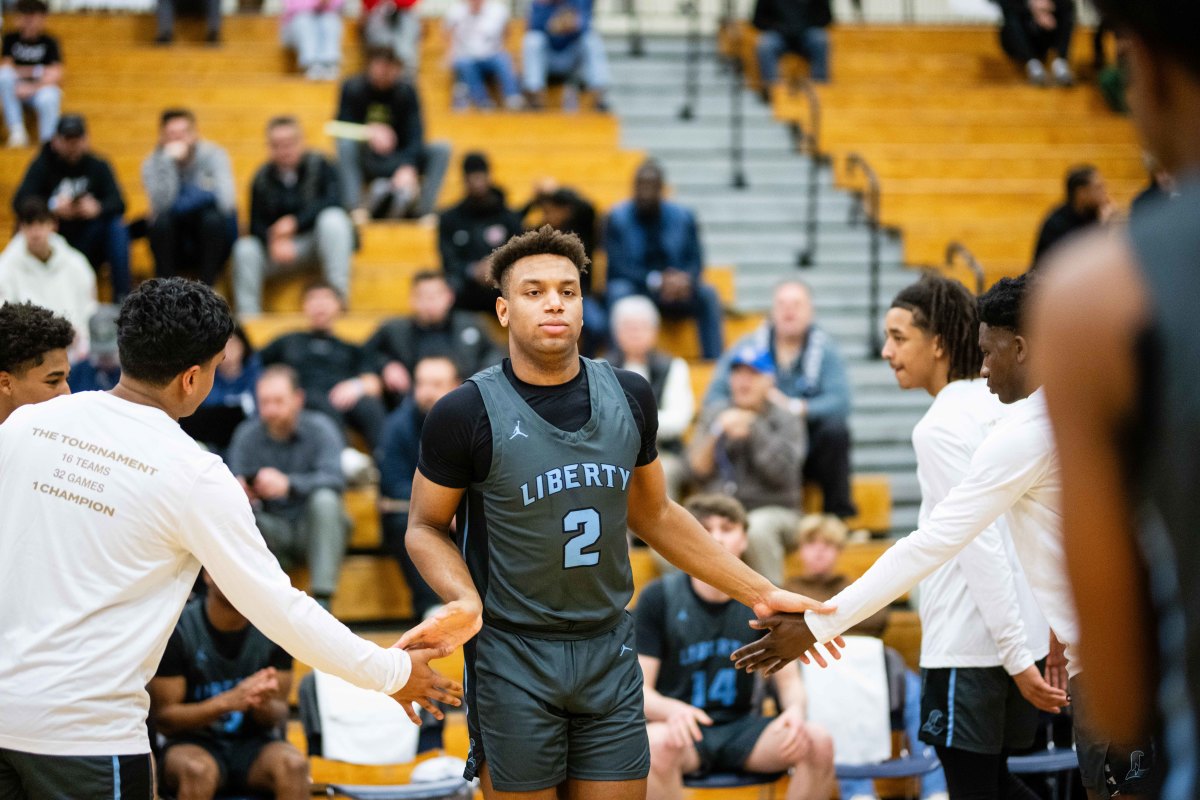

{"left": 463, "top": 612, "right": 651, "bottom": 792}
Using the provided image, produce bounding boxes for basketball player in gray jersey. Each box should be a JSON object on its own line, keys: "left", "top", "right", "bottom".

{"left": 399, "top": 226, "right": 838, "bottom": 799}
{"left": 1032, "top": 1, "right": 1200, "bottom": 795}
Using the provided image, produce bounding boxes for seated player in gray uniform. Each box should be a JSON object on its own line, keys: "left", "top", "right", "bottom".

{"left": 149, "top": 571, "right": 310, "bottom": 800}
{"left": 637, "top": 494, "right": 835, "bottom": 800}
{"left": 398, "top": 226, "right": 839, "bottom": 799}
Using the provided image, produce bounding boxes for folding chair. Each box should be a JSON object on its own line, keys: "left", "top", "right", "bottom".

{"left": 298, "top": 673, "right": 472, "bottom": 800}
{"left": 683, "top": 770, "right": 786, "bottom": 800}
{"left": 1008, "top": 745, "right": 1080, "bottom": 800}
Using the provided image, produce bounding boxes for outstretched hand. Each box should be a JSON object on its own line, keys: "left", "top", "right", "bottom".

{"left": 731, "top": 613, "right": 846, "bottom": 674}
{"left": 752, "top": 587, "right": 837, "bottom": 620}
{"left": 396, "top": 600, "right": 483, "bottom": 656}
{"left": 389, "top": 648, "right": 464, "bottom": 726}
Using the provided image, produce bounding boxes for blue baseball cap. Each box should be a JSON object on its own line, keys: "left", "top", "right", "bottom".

{"left": 729, "top": 345, "right": 775, "bottom": 374}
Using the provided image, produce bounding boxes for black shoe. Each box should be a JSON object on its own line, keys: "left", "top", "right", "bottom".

{"left": 154, "top": 32, "right": 173, "bottom": 44}
{"left": 205, "top": 30, "right": 221, "bottom": 45}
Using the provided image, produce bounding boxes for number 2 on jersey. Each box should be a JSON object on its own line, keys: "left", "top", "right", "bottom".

{"left": 562, "top": 507, "right": 601, "bottom": 568}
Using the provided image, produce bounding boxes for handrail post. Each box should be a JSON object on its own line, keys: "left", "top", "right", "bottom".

{"left": 729, "top": 9, "right": 747, "bottom": 188}
{"left": 846, "top": 152, "right": 882, "bottom": 356}
{"left": 625, "top": 0, "right": 644, "bottom": 57}
{"left": 678, "top": 0, "right": 700, "bottom": 120}
{"left": 945, "top": 241, "right": 986, "bottom": 294}
{"left": 791, "top": 79, "right": 826, "bottom": 268}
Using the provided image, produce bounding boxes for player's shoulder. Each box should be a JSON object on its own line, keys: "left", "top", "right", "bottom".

{"left": 427, "top": 378, "right": 486, "bottom": 423}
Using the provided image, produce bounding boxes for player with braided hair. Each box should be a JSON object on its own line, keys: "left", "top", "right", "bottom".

{"left": 879, "top": 273, "right": 1065, "bottom": 800}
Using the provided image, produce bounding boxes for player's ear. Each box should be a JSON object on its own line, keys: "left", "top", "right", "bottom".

{"left": 0, "top": 371, "right": 11, "bottom": 397}
{"left": 1013, "top": 334, "right": 1029, "bottom": 364}
{"left": 496, "top": 294, "right": 509, "bottom": 328}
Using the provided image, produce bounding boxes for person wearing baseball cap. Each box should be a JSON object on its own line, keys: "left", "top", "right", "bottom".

{"left": 12, "top": 112, "right": 132, "bottom": 299}
{"left": 688, "top": 342, "right": 808, "bottom": 585}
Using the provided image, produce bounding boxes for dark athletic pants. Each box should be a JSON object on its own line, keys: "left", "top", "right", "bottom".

{"left": 935, "top": 746, "right": 1041, "bottom": 800}
{"left": 0, "top": 748, "right": 154, "bottom": 800}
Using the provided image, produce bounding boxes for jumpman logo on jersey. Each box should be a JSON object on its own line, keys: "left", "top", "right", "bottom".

{"left": 619, "top": 644, "right": 633, "bottom": 656}
{"left": 510, "top": 420, "right": 528, "bottom": 440}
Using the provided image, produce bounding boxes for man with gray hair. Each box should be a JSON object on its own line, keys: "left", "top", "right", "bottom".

{"left": 705, "top": 279, "right": 854, "bottom": 519}
{"left": 608, "top": 294, "right": 693, "bottom": 500}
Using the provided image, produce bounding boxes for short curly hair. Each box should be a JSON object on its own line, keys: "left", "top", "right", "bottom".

{"left": 488, "top": 225, "right": 590, "bottom": 296}
{"left": 0, "top": 302, "right": 74, "bottom": 374}
{"left": 117, "top": 278, "right": 235, "bottom": 386}
{"left": 977, "top": 274, "right": 1032, "bottom": 334}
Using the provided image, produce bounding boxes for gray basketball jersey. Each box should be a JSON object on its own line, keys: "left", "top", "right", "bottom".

{"left": 468, "top": 358, "right": 642, "bottom": 634}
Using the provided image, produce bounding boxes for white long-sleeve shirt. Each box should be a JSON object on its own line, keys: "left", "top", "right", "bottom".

{"left": 0, "top": 232, "right": 97, "bottom": 361}
{"left": 0, "top": 391, "right": 412, "bottom": 757}
{"left": 620, "top": 356, "right": 694, "bottom": 442}
{"left": 912, "top": 379, "right": 1048, "bottom": 674}
{"left": 807, "top": 389, "right": 1081, "bottom": 675}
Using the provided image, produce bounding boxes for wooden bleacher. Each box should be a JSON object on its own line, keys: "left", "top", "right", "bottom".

{"left": 722, "top": 23, "right": 1143, "bottom": 285}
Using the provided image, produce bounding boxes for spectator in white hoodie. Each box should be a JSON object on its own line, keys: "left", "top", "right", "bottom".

{"left": 0, "top": 196, "right": 96, "bottom": 361}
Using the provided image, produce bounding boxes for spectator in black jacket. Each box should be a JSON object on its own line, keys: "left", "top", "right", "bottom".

{"left": 259, "top": 281, "right": 387, "bottom": 448}
{"left": 231, "top": 116, "right": 353, "bottom": 315}
{"left": 437, "top": 152, "right": 522, "bottom": 312}
{"left": 1032, "top": 164, "right": 1113, "bottom": 268}
{"left": 375, "top": 355, "right": 461, "bottom": 620}
{"left": 13, "top": 114, "right": 131, "bottom": 299}
{"left": 364, "top": 270, "right": 501, "bottom": 406}
{"left": 752, "top": 0, "right": 831, "bottom": 98}
{"left": 334, "top": 46, "right": 451, "bottom": 220}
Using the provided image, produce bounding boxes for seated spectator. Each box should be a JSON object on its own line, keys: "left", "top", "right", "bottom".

{"left": 995, "top": 0, "right": 1075, "bottom": 86}
{"left": 67, "top": 305, "right": 121, "bottom": 392}
{"left": 0, "top": 197, "right": 96, "bottom": 362}
{"left": 605, "top": 160, "right": 723, "bottom": 360}
{"left": 521, "top": 179, "right": 606, "bottom": 351}
{"left": 637, "top": 493, "right": 835, "bottom": 800}
{"left": 281, "top": 0, "right": 344, "bottom": 81}
{"left": 445, "top": 0, "right": 522, "bottom": 110}
{"left": 1032, "top": 164, "right": 1113, "bottom": 267}
{"left": 522, "top": 0, "right": 609, "bottom": 110}
{"left": 360, "top": 0, "right": 421, "bottom": 74}
{"left": 155, "top": 0, "right": 221, "bottom": 44}
{"left": 13, "top": 114, "right": 131, "bottom": 299}
{"left": 1131, "top": 154, "right": 1178, "bottom": 216}
{"left": 705, "top": 280, "right": 856, "bottom": 520}
{"left": 438, "top": 152, "right": 522, "bottom": 312}
{"left": 689, "top": 345, "right": 806, "bottom": 585}
{"left": 232, "top": 116, "right": 353, "bottom": 315}
{"left": 335, "top": 46, "right": 450, "bottom": 220}
{"left": 0, "top": 0, "right": 61, "bottom": 148}
{"left": 142, "top": 108, "right": 236, "bottom": 286}
{"left": 180, "top": 325, "right": 261, "bottom": 455}
{"left": 364, "top": 270, "right": 501, "bottom": 405}
{"left": 227, "top": 365, "right": 349, "bottom": 608}
{"left": 751, "top": 0, "right": 831, "bottom": 98}
{"left": 376, "top": 355, "right": 460, "bottom": 620}
{"left": 259, "top": 281, "right": 387, "bottom": 448}
{"left": 0, "top": 301, "right": 73, "bottom": 425}
{"left": 149, "top": 571, "right": 308, "bottom": 800}
{"left": 608, "top": 295, "right": 692, "bottom": 500}
{"left": 787, "top": 515, "right": 886, "bottom": 636}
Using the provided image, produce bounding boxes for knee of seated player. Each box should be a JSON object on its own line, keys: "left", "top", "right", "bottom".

{"left": 167, "top": 747, "right": 221, "bottom": 793}
{"left": 804, "top": 722, "right": 835, "bottom": 767}
{"left": 647, "top": 722, "right": 691, "bottom": 772}
{"left": 270, "top": 744, "right": 310, "bottom": 781}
